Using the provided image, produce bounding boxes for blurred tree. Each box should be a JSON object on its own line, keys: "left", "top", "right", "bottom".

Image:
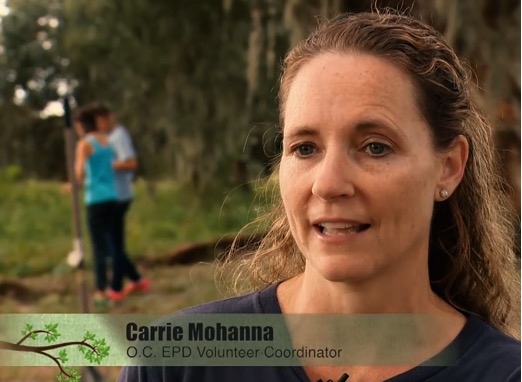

{"left": 61, "top": 0, "right": 258, "bottom": 191}
{"left": 0, "top": 0, "right": 67, "bottom": 179}
{"left": 0, "top": 0, "right": 519, "bottom": 209}
{"left": 430, "top": 0, "right": 521, "bottom": 216}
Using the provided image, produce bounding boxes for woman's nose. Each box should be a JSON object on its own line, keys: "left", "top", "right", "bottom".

{"left": 311, "top": 150, "right": 356, "bottom": 200}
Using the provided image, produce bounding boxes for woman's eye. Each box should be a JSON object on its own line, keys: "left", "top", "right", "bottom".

{"left": 365, "top": 142, "right": 390, "bottom": 156}
{"left": 293, "top": 144, "right": 316, "bottom": 157}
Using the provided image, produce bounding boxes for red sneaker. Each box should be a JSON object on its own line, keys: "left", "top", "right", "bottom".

{"left": 124, "top": 278, "right": 150, "bottom": 295}
{"left": 106, "top": 289, "right": 126, "bottom": 302}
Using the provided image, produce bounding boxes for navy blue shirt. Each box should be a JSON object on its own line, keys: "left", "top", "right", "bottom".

{"left": 118, "top": 284, "right": 521, "bottom": 381}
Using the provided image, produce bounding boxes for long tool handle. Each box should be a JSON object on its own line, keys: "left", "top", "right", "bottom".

{"left": 64, "top": 98, "right": 105, "bottom": 381}
{"left": 63, "top": 97, "right": 88, "bottom": 313}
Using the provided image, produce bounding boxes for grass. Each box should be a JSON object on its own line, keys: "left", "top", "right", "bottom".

{"left": 0, "top": 263, "right": 225, "bottom": 382}
{"left": 0, "top": 179, "right": 268, "bottom": 381}
{"left": 0, "top": 179, "right": 264, "bottom": 277}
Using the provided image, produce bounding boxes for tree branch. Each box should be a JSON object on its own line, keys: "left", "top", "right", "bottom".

{"left": 39, "top": 349, "right": 74, "bottom": 379}
{"left": 17, "top": 330, "right": 52, "bottom": 345}
{"left": 0, "top": 339, "right": 98, "bottom": 355}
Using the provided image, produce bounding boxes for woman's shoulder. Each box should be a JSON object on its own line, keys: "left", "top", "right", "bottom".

{"left": 85, "top": 133, "right": 110, "bottom": 148}
{"left": 435, "top": 315, "right": 520, "bottom": 381}
{"left": 177, "top": 283, "right": 281, "bottom": 315}
{"left": 468, "top": 316, "right": 520, "bottom": 355}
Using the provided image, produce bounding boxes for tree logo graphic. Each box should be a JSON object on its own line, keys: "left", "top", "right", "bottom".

{"left": 0, "top": 322, "right": 110, "bottom": 382}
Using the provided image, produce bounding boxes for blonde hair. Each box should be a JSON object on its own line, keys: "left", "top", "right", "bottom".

{"left": 222, "top": 11, "right": 520, "bottom": 337}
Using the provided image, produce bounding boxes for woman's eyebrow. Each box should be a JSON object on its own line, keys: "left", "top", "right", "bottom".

{"left": 354, "top": 119, "right": 406, "bottom": 140}
{"left": 283, "top": 126, "right": 320, "bottom": 140}
{"left": 283, "top": 118, "right": 408, "bottom": 142}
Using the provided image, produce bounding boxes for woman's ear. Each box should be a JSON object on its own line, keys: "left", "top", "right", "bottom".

{"left": 435, "top": 135, "right": 469, "bottom": 201}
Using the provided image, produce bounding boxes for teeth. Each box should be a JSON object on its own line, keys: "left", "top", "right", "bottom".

{"left": 318, "top": 222, "right": 369, "bottom": 236}
{"left": 319, "top": 222, "right": 357, "bottom": 229}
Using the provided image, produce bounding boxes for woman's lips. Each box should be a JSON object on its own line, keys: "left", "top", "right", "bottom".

{"left": 316, "top": 222, "right": 372, "bottom": 236}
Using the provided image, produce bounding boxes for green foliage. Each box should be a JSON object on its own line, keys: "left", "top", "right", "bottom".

{"left": 44, "top": 322, "right": 60, "bottom": 342}
{"left": 0, "top": 0, "right": 519, "bottom": 190}
{"left": 2, "top": 0, "right": 66, "bottom": 108}
{"left": 58, "top": 349, "right": 68, "bottom": 363}
{"left": 18, "top": 322, "right": 110, "bottom": 382}
{"left": 56, "top": 367, "right": 80, "bottom": 382}
{"left": 0, "top": 165, "right": 23, "bottom": 182}
{"left": 61, "top": 0, "right": 270, "bottom": 187}
{"left": 21, "top": 323, "right": 38, "bottom": 339}
{"left": 78, "top": 332, "right": 110, "bottom": 365}
{"left": 0, "top": 0, "right": 286, "bottom": 184}
{"left": 0, "top": 180, "right": 73, "bottom": 276}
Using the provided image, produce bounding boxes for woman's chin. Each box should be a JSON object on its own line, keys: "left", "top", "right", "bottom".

{"left": 309, "top": 260, "right": 378, "bottom": 284}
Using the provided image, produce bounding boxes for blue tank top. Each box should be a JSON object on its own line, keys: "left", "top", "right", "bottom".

{"left": 84, "top": 135, "right": 117, "bottom": 205}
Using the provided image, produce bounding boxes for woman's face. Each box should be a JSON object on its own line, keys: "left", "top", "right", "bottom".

{"left": 96, "top": 114, "right": 114, "bottom": 133}
{"left": 279, "top": 53, "right": 444, "bottom": 283}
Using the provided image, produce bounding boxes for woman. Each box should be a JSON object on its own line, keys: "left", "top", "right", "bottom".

{"left": 74, "top": 109, "right": 124, "bottom": 305}
{"left": 119, "top": 11, "right": 520, "bottom": 382}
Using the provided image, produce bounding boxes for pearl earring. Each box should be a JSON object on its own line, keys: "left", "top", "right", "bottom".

{"left": 440, "top": 188, "right": 449, "bottom": 199}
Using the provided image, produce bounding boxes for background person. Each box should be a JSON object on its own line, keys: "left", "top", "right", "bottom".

{"left": 119, "top": 10, "right": 520, "bottom": 382}
{"left": 73, "top": 108, "right": 119, "bottom": 305}
{"left": 85, "top": 102, "right": 149, "bottom": 296}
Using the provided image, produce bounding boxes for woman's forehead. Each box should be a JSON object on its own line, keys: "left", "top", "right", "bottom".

{"left": 283, "top": 53, "right": 424, "bottom": 134}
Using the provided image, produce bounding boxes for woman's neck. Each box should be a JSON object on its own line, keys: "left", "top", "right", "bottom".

{"left": 278, "top": 263, "right": 458, "bottom": 316}
{"left": 277, "top": 266, "right": 467, "bottom": 372}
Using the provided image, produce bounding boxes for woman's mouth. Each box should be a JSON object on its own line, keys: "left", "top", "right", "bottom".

{"left": 317, "top": 222, "right": 371, "bottom": 236}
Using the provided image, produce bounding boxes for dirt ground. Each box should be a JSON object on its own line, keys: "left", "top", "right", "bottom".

{"left": 0, "top": 261, "right": 225, "bottom": 382}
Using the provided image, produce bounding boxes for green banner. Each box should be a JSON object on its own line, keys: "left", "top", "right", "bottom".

{"left": 0, "top": 314, "right": 458, "bottom": 368}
